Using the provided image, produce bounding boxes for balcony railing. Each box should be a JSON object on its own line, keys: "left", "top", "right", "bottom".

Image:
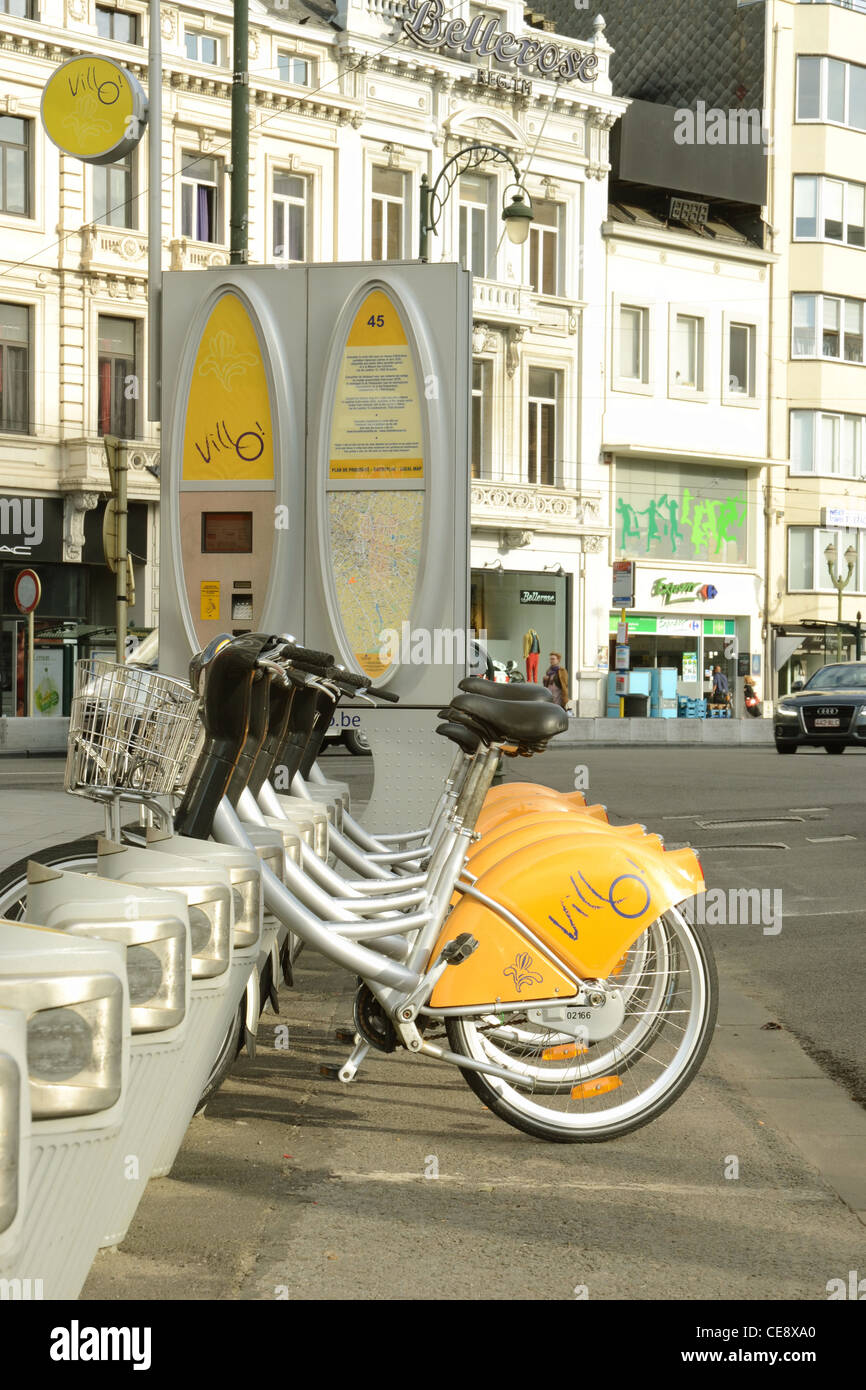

{"left": 470, "top": 478, "right": 601, "bottom": 533}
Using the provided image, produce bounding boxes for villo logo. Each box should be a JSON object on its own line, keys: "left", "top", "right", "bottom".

{"left": 0, "top": 497, "right": 43, "bottom": 555}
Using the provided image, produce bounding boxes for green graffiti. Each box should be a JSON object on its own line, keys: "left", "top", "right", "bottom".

{"left": 617, "top": 489, "right": 746, "bottom": 557}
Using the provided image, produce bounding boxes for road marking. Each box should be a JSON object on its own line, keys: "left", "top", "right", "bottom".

{"left": 789, "top": 807, "right": 829, "bottom": 814}
{"left": 805, "top": 834, "right": 856, "bottom": 843}
{"left": 696, "top": 843, "right": 790, "bottom": 852}
{"left": 698, "top": 817, "right": 803, "bottom": 829}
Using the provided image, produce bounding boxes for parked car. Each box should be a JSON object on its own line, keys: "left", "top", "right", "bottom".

{"left": 774, "top": 662, "right": 866, "bottom": 754}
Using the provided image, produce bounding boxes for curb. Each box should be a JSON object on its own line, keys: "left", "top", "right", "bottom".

{"left": 713, "top": 984, "right": 866, "bottom": 1224}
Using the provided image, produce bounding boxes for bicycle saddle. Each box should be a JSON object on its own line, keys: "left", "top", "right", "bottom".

{"left": 458, "top": 677, "right": 553, "bottom": 702}
{"left": 441, "top": 692, "right": 568, "bottom": 747}
{"left": 436, "top": 721, "right": 481, "bottom": 755}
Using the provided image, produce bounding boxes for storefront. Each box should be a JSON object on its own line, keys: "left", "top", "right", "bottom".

{"left": 609, "top": 458, "right": 762, "bottom": 715}
{"left": 471, "top": 567, "right": 571, "bottom": 681}
{"left": 0, "top": 493, "right": 151, "bottom": 717}
{"left": 608, "top": 567, "right": 762, "bottom": 717}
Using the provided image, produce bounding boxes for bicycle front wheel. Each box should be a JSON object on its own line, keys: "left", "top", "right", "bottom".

{"left": 445, "top": 907, "right": 717, "bottom": 1143}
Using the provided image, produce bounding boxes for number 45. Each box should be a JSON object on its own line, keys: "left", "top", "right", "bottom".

{"left": 367, "top": 314, "right": 384, "bottom": 327}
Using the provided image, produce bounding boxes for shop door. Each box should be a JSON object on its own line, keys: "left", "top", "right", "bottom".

{"left": 704, "top": 636, "right": 736, "bottom": 714}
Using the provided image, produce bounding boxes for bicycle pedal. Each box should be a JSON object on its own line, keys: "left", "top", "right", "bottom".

{"left": 440, "top": 933, "right": 479, "bottom": 966}
{"left": 319, "top": 1063, "right": 342, "bottom": 1080}
{"left": 334, "top": 1027, "right": 356, "bottom": 1044}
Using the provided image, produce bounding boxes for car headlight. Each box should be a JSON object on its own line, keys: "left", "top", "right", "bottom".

{"left": 776, "top": 702, "right": 799, "bottom": 718}
{"left": 14, "top": 975, "right": 124, "bottom": 1119}
{"left": 855, "top": 706, "right": 866, "bottom": 724}
{"left": 0, "top": 1049, "right": 21, "bottom": 1235}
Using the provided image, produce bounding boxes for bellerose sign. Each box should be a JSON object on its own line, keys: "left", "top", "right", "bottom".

{"left": 401, "top": 0, "right": 600, "bottom": 83}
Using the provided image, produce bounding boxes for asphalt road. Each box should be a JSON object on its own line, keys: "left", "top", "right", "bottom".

{"left": 504, "top": 745, "right": 866, "bottom": 1106}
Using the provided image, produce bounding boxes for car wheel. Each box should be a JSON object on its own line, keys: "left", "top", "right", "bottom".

{"left": 824, "top": 743, "right": 846, "bottom": 754}
{"left": 342, "top": 728, "right": 371, "bottom": 757}
{"left": 775, "top": 741, "right": 797, "bottom": 754}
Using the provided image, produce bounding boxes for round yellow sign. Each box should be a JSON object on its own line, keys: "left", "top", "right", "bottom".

{"left": 41, "top": 54, "right": 147, "bottom": 165}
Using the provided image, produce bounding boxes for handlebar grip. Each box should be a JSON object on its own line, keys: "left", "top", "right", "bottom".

{"left": 325, "top": 667, "right": 368, "bottom": 690}
{"left": 373, "top": 688, "right": 400, "bottom": 704}
{"left": 280, "top": 641, "right": 334, "bottom": 673}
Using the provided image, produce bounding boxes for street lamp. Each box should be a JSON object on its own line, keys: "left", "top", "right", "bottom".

{"left": 418, "top": 144, "right": 534, "bottom": 262}
{"left": 824, "top": 539, "right": 857, "bottom": 661}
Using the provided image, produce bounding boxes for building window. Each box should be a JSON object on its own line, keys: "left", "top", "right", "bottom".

{"left": 672, "top": 313, "right": 704, "bottom": 391}
{"left": 98, "top": 316, "right": 137, "bottom": 438}
{"left": 794, "top": 175, "right": 865, "bottom": 247}
{"left": 796, "top": 55, "right": 866, "bottom": 131}
{"left": 459, "top": 175, "right": 492, "bottom": 278}
{"left": 184, "top": 29, "right": 222, "bottom": 65}
{"left": 727, "top": 322, "right": 756, "bottom": 396}
{"left": 788, "top": 526, "right": 865, "bottom": 595}
{"left": 181, "top": 153, "right": 221, "bottom": 243}
{"left": 370, "top": 167, "right": 404, "bottom": 261}
{"left": 96, "top": 7, "right": 140, "bottom": 43}
{"left": 471, "top": 358, "right": 491, "bottom": 480}
{"left": 792, "top": 293, "right": 864, "bottom": 363}
{"left": 273, "top": 171, "right": 308, "bottom": 262}
{"left": 619, "top": 305, "right": 650, "bottom": 384}
{"left": 0, "top": 116, "right": 30, "bottom": 218}
{"left": 527, "top": 367, "right": 559, "bottom": 487}
{"left": 0, "top": 1, "right": 36, "bottom": 15}
{"left": 93, "top": 152, "right": 136, "bottom": 229}
{"left": 528, "top": 200, "right": 561, "bottom": 296}
{"left": 791, "top": 409, "right": 864, "bottom": 477}
{"left": 277, "top": 52, "right": 315, "bottom": 86}
{"left": 0, "top": 303, "right": 29, "bottom": 434}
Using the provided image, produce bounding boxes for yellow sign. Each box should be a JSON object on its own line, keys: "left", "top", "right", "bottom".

{"left": 200, "top": 582, "right": 220, "bottom": 621}
{"left": 183, "top": 294, "right": 275, "bottom": 483}
{"left": 41, "top": 55, "right": 147, "bottom": 164}
{"left": 328, "top": 290, "right": 424, "bottom": 481}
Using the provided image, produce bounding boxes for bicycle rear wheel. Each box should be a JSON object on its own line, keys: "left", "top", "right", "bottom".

{"left": 445, "top": 908, "right": 717, "bottom": 1143}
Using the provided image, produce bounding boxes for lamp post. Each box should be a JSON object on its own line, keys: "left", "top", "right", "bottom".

{"left": 418, "top": 144, "right": 533, "bottom": 261}
{"left": 824, "top": 540, "right": 857, "bottom": 661}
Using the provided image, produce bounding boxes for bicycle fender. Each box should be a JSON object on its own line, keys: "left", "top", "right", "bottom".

{"left": 466, "top": 814, "right": 663, "bottom": 873}
{"left": 430, "top": 834, "right": 703, "bottom": 1005}
{"left": 476, "top": 795, "right": 609, "bottom": 838}
{"left": 484, "top": 784, "right": 588, "bottom": 810}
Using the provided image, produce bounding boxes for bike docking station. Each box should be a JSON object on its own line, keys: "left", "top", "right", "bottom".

{"left": 0, "top": 919, "right": 130, "bottom": 1299}
{"left": 158, "top": 261, "right": 473, "bottom": 831}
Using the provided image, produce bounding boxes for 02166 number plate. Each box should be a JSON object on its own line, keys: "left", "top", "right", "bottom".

{"left": 814, "top": 717, "right": 840, "bottom": 727}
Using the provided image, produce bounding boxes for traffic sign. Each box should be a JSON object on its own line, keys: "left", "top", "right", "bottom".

{"left": 13, "top": 568, "right": 41, "bottom": 615}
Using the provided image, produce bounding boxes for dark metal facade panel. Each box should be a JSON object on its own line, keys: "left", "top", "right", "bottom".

{"left": 541, "top": 0, "right": 767, "bottom": 110}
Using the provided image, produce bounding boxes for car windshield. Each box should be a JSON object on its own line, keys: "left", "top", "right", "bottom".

{"left": 804, "top": 664, "right": 866, "bottom": 690}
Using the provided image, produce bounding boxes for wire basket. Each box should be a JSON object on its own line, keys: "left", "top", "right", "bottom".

{"left": 65, "top": 659, "right": 203, "bottom": 798}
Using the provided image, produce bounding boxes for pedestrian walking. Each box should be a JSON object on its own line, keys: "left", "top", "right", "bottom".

{"left": 543, "top": 651, "right": 569, "bottom": 708}
{"left": 711, "top": 665, "right": 730, "bottom": 706}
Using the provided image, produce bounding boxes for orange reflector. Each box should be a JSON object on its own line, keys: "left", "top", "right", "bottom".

{"left": 541, "top": 1042, "right": 588, "bottom": 1061}
{"left": 571, "top": 1075, "right": 622, "bottom": 1100}
{"left": 610, "top": 952, "right": 629, "bottom": 978}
